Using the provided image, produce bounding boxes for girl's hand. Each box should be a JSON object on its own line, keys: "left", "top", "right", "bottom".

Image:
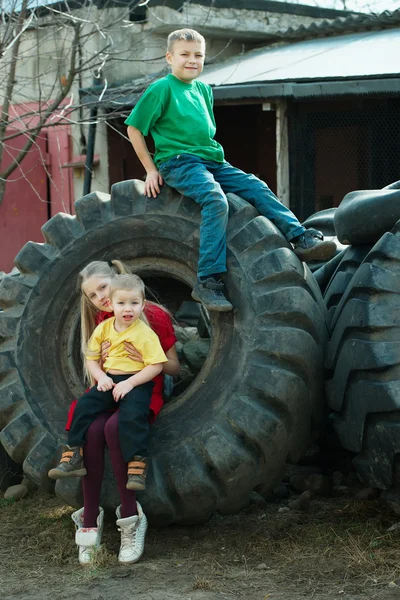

{"left": 97, "top": 375, "right": 114, "bottom": 392}
{"left": 113, "top": 380, "right": 134, "bottom": 402}
{"left": 145, "top": 170, "right": 163, "bottom": 198}
{"left": 124, "top": 341, "right": 144, "bottom": 364}
{"left": 101, "top": 340, "right": 111, "bottom": 362}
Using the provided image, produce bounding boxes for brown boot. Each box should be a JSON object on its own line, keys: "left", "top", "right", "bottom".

{"left": 48, "top": 446, "right": 86, "bottom": 479}
{"left": 126, "top": 456, "right": 148, "bottom": 491}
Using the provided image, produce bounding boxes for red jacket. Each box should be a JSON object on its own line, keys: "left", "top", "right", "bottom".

{"left": 65, "top": 303, "right": 176, "bottom": 430}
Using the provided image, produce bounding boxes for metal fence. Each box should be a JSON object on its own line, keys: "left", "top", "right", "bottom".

{"left": 289, "top": 96, "right": 400, "bottom": 221}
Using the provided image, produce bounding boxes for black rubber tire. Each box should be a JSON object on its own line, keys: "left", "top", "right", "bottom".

{"left": 323, "top": 245, "right": 372, "bottom": 329}
{"left": 311, "top": 249, "right": 347, "bottom": 294}
{"left": 302, "top": 208, "right": 337, "bottom": 237}
{"left": 0, "top": 444, "right": 22, "bottom": 492}
{"left": 0, "top": 181, "right": 327, "bottom": 524}
{"left": 326, "top": 222, "right": 400, "bottom": 490}
{"left": 334, "top": 188, "right": 400, "bottom": 245}
{"left": 384, "top": 180, "right": 400, "bottom": 191}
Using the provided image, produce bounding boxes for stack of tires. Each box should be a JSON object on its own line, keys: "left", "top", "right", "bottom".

{"left": 305, "top": 182, "right": 400, "bottom": 502}
{"left": 0, "top": 181, "right": 328, "bottom": 524}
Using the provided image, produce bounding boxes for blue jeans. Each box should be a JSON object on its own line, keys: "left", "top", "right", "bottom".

{"left": 158, "top": 154, "right": 305, "bottom": 279}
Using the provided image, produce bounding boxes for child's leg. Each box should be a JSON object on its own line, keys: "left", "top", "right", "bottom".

{"left": 82, "top": 412, "right": 110, "bottom": 527}
{"left": 211, "top": 161, "right": 304, "bottom": 241}
{"left": 117, "top": 381, "right": 154, "bottom": 462}
{"left": 68, "top": 386, "right": 115, "bottom": 449}
{"left": 211, "top": 161, "right": 336, "bottom": 261}
{"left": 104, "top": 411, "right": 137, "bottom": 518}
{"left": 159, "top": 154, "right": 228, "bottom": 279}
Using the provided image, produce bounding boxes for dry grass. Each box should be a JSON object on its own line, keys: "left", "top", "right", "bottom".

{"left": 1, "top": 489, "right": 399, "bottom": 597}
{"left": 192, "top": 575, "right": 213, "bottom": 590}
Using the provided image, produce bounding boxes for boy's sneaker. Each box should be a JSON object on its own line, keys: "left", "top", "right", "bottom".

{"left": 192, "top": 277, "right": 233, "bottom": 312}
{"left": 292, "top": 229, "right": 336, "bottom": 262}
{"left": 126, "top": 456, "right": 148, "bottom": 491}
{"left": 48, "top": 446, "right": 87, "bottom": 479}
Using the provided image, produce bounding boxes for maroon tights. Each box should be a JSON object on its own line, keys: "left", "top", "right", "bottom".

{"left": 82, "top": 411, "right": 137, "bottom": 527}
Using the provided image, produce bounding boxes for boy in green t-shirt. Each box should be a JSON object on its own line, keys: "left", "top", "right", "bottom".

{"left": 125, "top": 28, "right": 336, "bottom": 312}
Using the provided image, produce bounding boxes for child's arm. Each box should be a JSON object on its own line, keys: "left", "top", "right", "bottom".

{"left": 112, "top": 363, "right": 163, "bottom": 402}
{"left": 86, "top": 359, "right": 115, "bottom": 392}
{"left": 127, "top": 125, "right": 163, "bottom": 198}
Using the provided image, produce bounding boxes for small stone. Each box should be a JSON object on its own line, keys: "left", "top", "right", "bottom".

{"left": 289, "top": 474, "right": 308, "bottom": 493}
{"left": 256, "top": 563, "right": 268, "bottom": 570}
{"left": 113, "top": 568, "right": 131, "bottom": 578}
{"left": 388, "top": 581, "right": 397, "bottom": 588}
{"left": 345, "top": 471, "right": 361, "bottom": 486}
{"left": 334, "top": 485, "right": 351, "bottom": 495}
{"left": 354, "top": 487, "right": 379, "bottom": 501}
{"left": 278, "top": 506, "right": 290, "bottom": 513}
{"left": 307, "top": 474, "right": 332, "bottom": 497}
{"left": 283, "top": 463, "right": 321, "bottom": 482}
{"left": 387, "top": 522, "right": 400, "bottom": 533}
{"left": 4, "top": 482, "right": 28, "bottom": 501}
{"left": 332, "top": 471, "right": 343, "bottom": 486}
{"left": 272, "top": 483, "right": 290, "bottom": 499}
{"left": 182, "top": 339, "right": 211, "bottom": 374}
{"left": 174, "top": 325, "right": 199, "bottom": 343}
{"left": 287, "top": 490, "right": 313, "bottom": 510}
{"left": 182, "top": 536, "right": 190, "bottom": 541}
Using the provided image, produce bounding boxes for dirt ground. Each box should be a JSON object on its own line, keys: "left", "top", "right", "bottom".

{"left": 1, "top": 488, "right": 400, "bottom": 600}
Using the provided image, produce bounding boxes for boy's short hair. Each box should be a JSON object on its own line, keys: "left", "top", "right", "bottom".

{"left": 109, "top": 274, "right": 145, "bottom": 300}
{"left": 167, "top": 28, "right": 206, "bottom": 53}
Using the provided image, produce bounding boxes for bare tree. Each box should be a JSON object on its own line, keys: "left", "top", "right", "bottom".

{"left": 0, "top": 0, "right": 170, "bottom": 207}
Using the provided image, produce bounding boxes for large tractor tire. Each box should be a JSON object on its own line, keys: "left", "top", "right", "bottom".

{"left": 323, "top": 245, "right": 372, "bottom": 328}
{"left": 302, "top": 208, "right": 337, "bottom": 237}
{"left": 326, "top": 222, "right": 400, "bottom": 491}
{"left": 0, "top": 181, "right": 327, "bottom": 524}
{"left": 311, "top": 249, "right": 347, "bottom": 294}
{"left": 334, "top": 187, "right": 400, "bottom": 245}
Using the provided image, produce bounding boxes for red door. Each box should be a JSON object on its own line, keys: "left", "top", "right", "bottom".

{"left": 0, "top": 133, "right": 49, "bottom": 273}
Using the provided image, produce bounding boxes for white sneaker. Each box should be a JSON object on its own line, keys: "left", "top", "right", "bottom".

{"left": 115, "top": 501, "right": 148, "bottom": 564}
{"left": 71, "top": 507, "right": 104, "bottom": 566}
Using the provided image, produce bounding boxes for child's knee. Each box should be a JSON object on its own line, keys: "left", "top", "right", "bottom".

{"left": 205, "top": 192, "right": 229, "bottom": 215}
{"left": 104, "top": 413, "right": 119, "bottom": 442}
{"left": 86, "top": 415, "right": 108, "bottom": 442}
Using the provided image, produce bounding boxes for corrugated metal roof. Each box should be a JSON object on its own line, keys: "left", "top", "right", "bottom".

{"left": 200, "top": 28, "right": 400, "bottom": 87}
{"left": 275, "top": 8, "right": 400, "bottom": 41}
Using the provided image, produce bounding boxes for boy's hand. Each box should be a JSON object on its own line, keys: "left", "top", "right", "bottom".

{"left": 97, "top": 375, "right": 115, "bottom": 392}
{"left": 124, "top": 341, "right": 144, "bottom": 364}
{"left": 145, "top": 170, "right": 163, "bottom": 198}
{"left": 113, "top": 380, "right": 134, "bottom": 402}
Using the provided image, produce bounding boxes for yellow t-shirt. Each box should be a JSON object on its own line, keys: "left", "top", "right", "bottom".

{"left": 86, "top": 317, "right": 168, "bottom": 373}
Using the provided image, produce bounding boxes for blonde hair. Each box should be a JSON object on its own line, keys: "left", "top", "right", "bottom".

{"left": 167, "top": 28, "right": 206, "bottom": 53}
{"left": 109, "top": 274, "right": 149, "bottom": 326}
{"left": 79, "top": 260, "right": 129, "bottom": 355}
{"left": 109, "top": 273, "right": 145, "bottom": 302}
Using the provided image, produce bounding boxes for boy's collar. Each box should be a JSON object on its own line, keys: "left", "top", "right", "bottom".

{"left": 167, "top": 73, "right": 195, "bottom": 86}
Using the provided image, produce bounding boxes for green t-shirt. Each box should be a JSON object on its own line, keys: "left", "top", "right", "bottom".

{"left": 124, "top": 73, "right": 224, "bottom": 167}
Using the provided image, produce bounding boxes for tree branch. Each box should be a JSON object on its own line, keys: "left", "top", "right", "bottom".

{"left": 0, "top": 22, "right": 80, "bottom": 192}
